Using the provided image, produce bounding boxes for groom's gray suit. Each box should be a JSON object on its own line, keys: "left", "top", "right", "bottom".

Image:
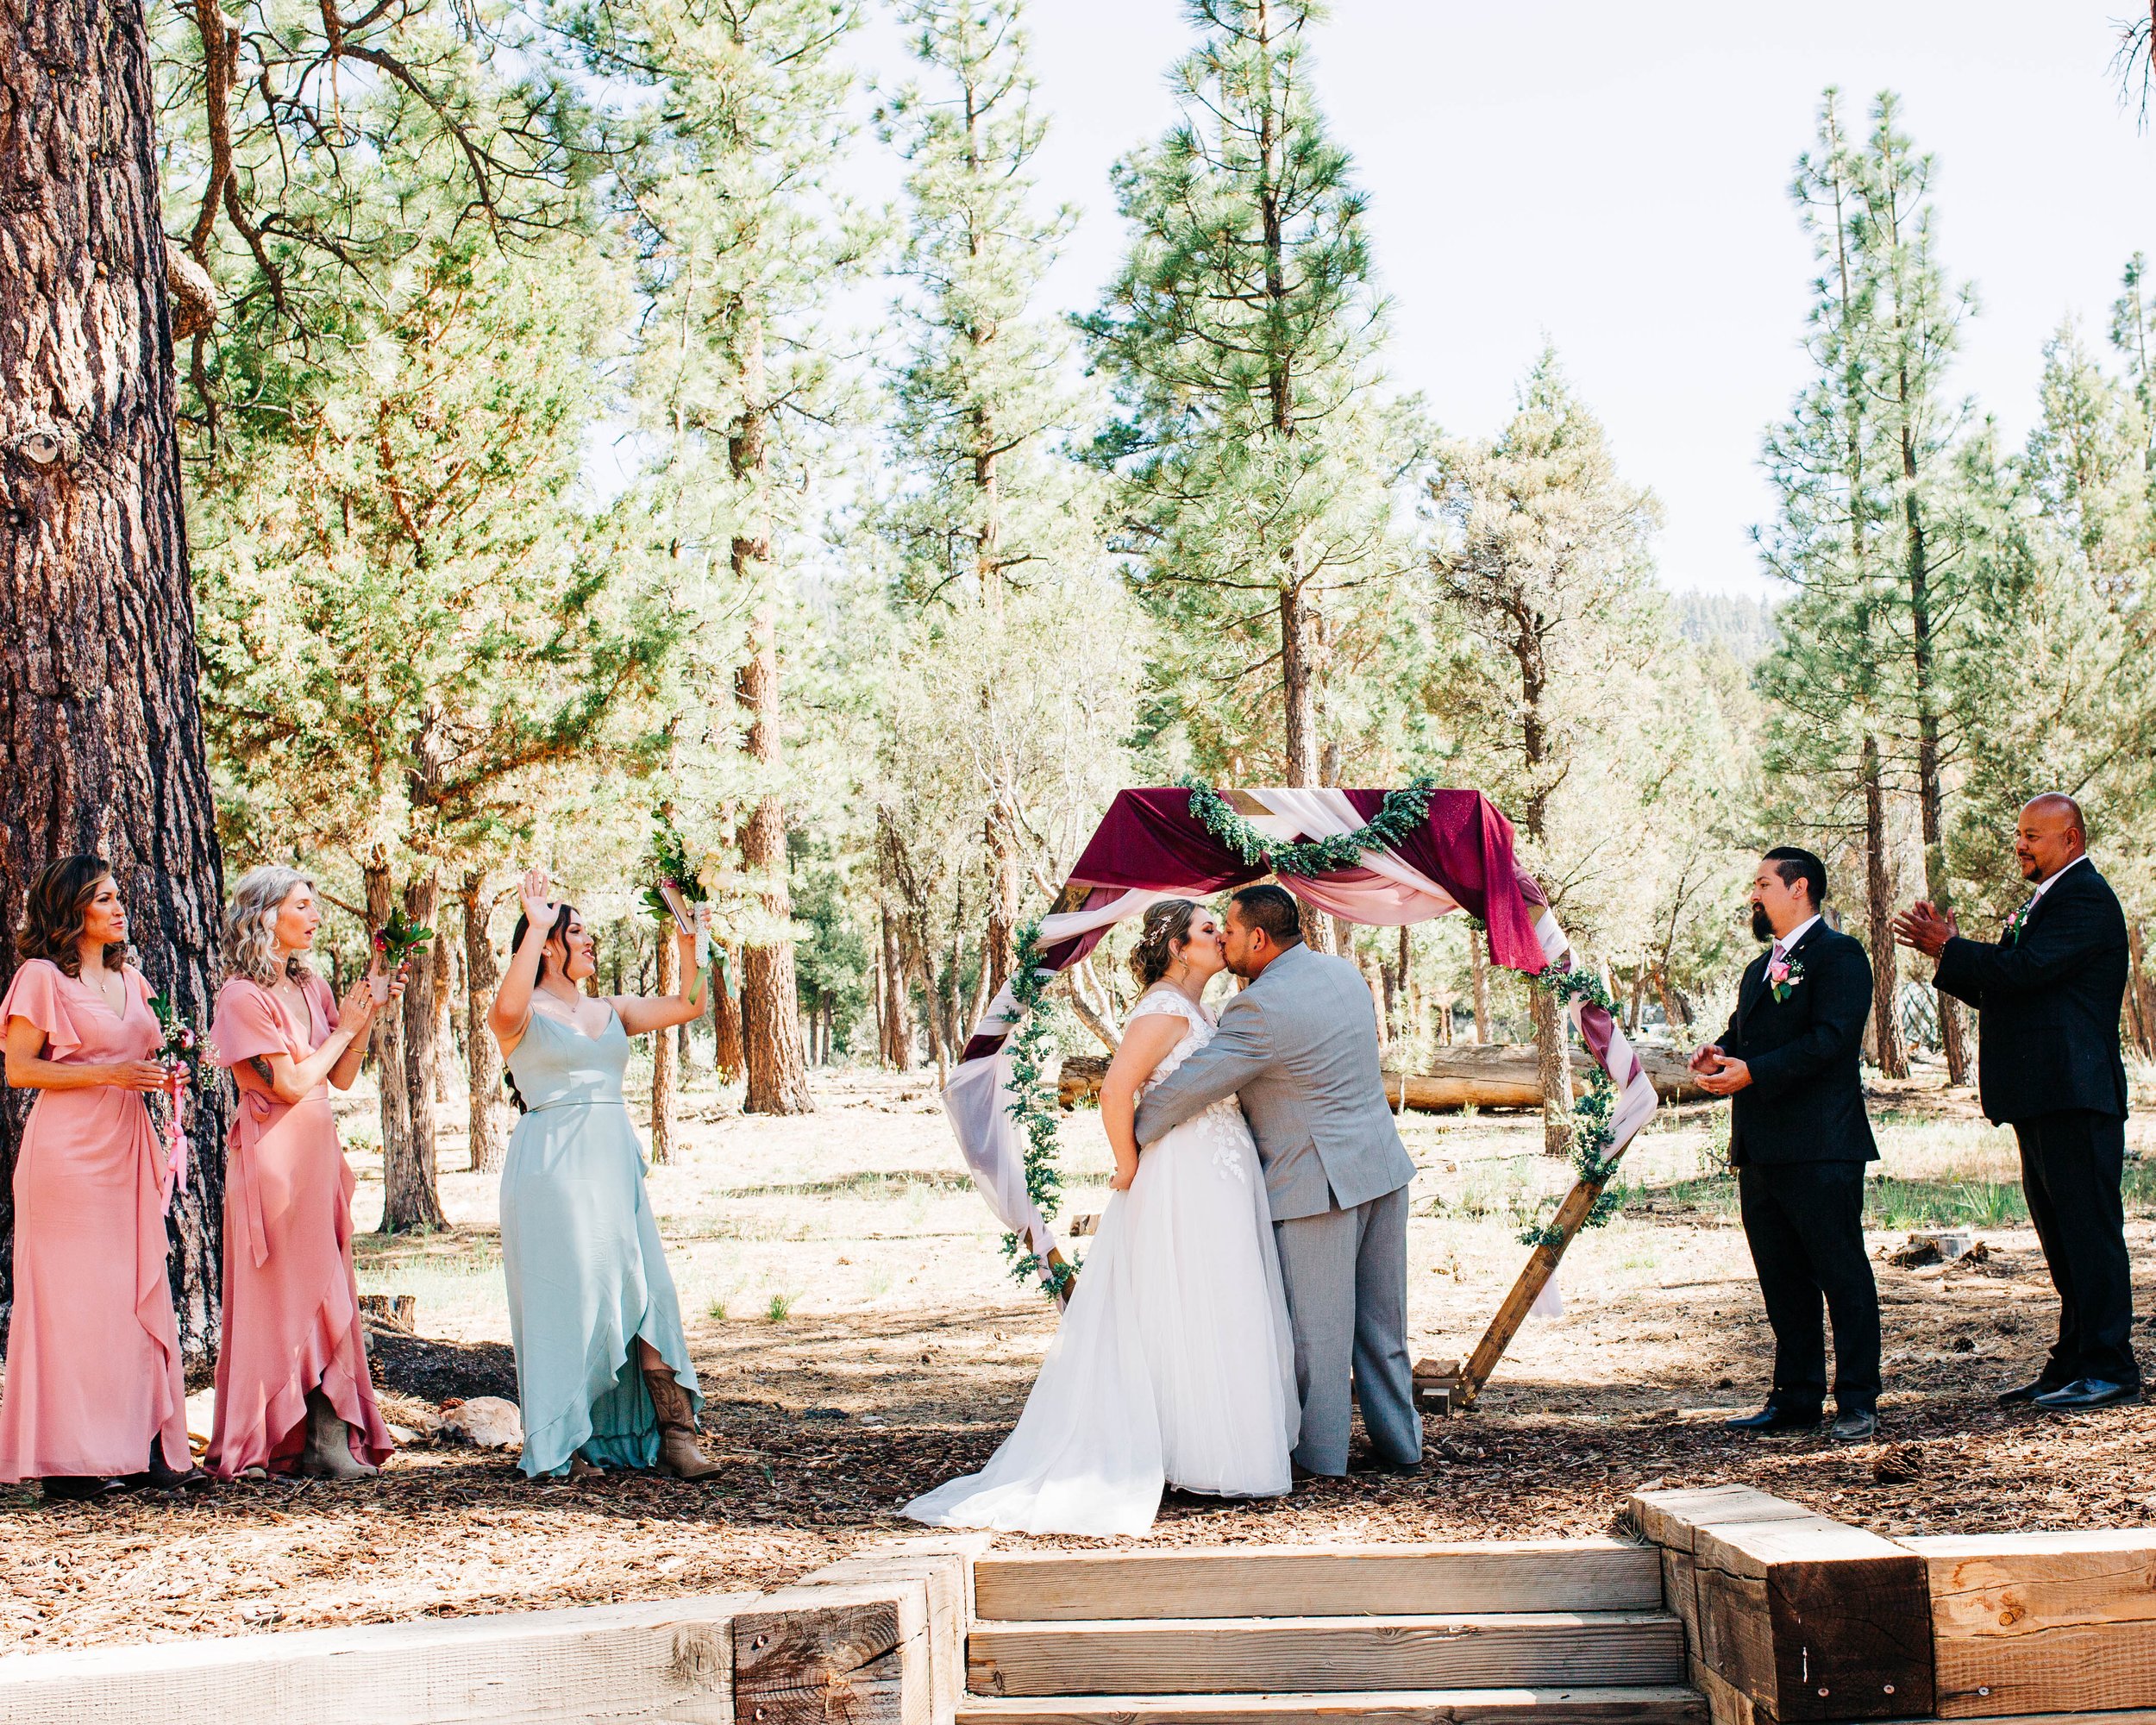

{"left": 1133, "top": 941, "right": 1421, "bottom": 1476}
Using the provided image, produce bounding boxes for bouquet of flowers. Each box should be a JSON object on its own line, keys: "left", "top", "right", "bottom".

{"left": 642, "top": 817, "right": 711, "bottom": 969}
{"left": 372, "top": 906, "right": 435, "bottom": 999}
{"left": 148, "top": 987, "right": 206, "bottom": 1208}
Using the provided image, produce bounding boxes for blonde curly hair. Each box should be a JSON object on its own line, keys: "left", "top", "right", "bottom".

{"left": 222, "top": 866, "right": 317, "bottom": 988}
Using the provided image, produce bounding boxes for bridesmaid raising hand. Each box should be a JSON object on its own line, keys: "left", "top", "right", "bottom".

{"left": 489, "top": 867, "right": 718, "bottom": 1481}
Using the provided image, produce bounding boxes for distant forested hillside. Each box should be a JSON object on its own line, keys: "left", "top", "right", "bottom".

{"left": 1670, "top": 591, "right": 1781, "bottom": 665}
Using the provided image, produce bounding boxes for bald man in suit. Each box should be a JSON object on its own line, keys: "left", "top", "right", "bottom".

{"left": 1896, "top": 794, "right": 2138, "bottom": 1411}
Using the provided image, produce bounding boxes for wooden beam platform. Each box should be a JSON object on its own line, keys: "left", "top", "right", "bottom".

{"left": 955, "top": 1687, "right": 1710, "bottom": 1725}
{"left": 973, "top": 1541, "right": 1664, "bottom": 1622}
{"left": 966, "top": 1614, "right": 1688, "bottom": 1698}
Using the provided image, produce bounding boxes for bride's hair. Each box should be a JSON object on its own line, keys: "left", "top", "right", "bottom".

{"left": 1128, "top": 898, "right": 1201, "bottom": 988}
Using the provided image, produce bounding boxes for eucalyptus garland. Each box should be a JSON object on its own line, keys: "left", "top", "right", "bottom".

{"left": 1000, "top": 920, "right": 1076, "bottom": 1301}
{"left": 1181, "top": 776, "right": 1437, "bottom": 878}
{"left": 1516, "top": 963, "right": 1626, "bottom": 1249}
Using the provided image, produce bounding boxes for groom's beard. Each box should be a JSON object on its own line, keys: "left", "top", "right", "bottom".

{"left": 1750, "top": 904, "right": 1774, "bottom": 943}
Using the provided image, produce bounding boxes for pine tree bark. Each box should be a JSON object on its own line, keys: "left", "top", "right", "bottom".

{"left": 650, "top": 932, "right": 677, "bottom": 1164}
{"left": 0, "top": 0, "right": 229, "bottom": 1356}
{"left": 1470, "top": 924, "right": 1490, "bottom": 1044}
{"left": 461, "top": 871, "right": 508, "bottom": 1174}
{"left": 372, "top": 866, "right": 445, "bottom": 1232}
{"left": 1862, "top": 736, "right": 1909, "bottom": 1078}
{"left": 2128, "top": 922, "right": 2156, "bottom": 1061}
{"left": 711, "top": 945, "right": 743, "bottom": 1082}
{"left": 431, "top": 927, "right": 456, "bottom": 1104}
{"left": 730, "top": 317, "right": 813, "bottom": 1116}
{"left": 880, "top": 912, "right": 915, "bottom": 1070}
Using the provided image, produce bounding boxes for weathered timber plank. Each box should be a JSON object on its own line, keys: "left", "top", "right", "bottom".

{"left": 1661, "top": 1549, "right": 1703, "bottom": 1662}
{"left": 1696, "top": 1568, "right": 1777, "bottom": 1714}
{"left": 1625, "top": 1489, "right": 1820, "bottom": 1557}
{"left": 953, "top": 1687, "right": 1709, "bottom": 1725}
{"left": 1689, "top": 1658, "right": 1758, "bottom": 1725}
{"left": 1765, "top": 1552, "right": 1934, "bottom": 1721}
{"left": 964, "top": 1615, "right": 1687, "bottom": 1697}
{"left": 1905, "top": 1534, "right": 2156, "bottom": 1719}
{"left": 1905, "top": 1533, "right": 2156, "bottom": 1640}
{"left": 1692, "top": 1518, "right": 1908, "bottom": 1584}
{"left": 737, "top": 1582, "right": 932, "bottom": 1725}
{"left": 1057, "top": 1050, "right": 1706, "bottom": 1112}
{"left": 800, "top": 1536, "right": 989, "bottom": 1725}
{"left": 0, "top": 1590, "right": 763, "bottom": 1725}
{"left": 971, "top": 1542, "right": 1662, "bottom": 1622}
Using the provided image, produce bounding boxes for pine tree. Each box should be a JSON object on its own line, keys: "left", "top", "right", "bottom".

{"left": 1427, "top": 351, "right": 1660, "bottom": 1153}
{"left": 580, "top": 0, "right": 881, "bottom": 1114}
{"left": 1081, "top": 0, "right": 1418, "bottom": 883}
{"left": 1859, "top": 92, "right": 1987, "bottom": 1082}
{"left": 192, "top": 225, "right": 670, "bottom": 1229}
{"left": 879, "top": 0, "right": 1112, "bottom": 996}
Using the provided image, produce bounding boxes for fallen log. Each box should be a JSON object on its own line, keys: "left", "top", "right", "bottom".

{"left": 1056, "top": 1043, "right": 1708, "bottom": 1112}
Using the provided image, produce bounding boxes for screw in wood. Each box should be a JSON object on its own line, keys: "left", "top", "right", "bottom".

{"left": 1884, "top": 1685, "right": 1896, "bottom": 1695}
{"left": 1818, "top": 1690, "right": 1830, "bottom": 1697}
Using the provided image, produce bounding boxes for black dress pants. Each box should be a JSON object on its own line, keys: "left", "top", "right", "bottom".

{"left": 2015, "top": 1109, "right": 2139, "bottom": 1389}
{"left": 1737, "top": 1160, "right": 1881, "bottom": 1414}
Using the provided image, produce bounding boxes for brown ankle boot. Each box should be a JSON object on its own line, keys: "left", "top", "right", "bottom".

{"left": 642, "top": 1366, "right": 721, "bottom": 1479}
{"left": 299, "top": 1388, "right": 378, "bottom": 1480}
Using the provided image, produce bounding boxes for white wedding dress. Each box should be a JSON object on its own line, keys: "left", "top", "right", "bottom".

{"left": 905, "top": 988, "right": 1298, "bottom": 1537}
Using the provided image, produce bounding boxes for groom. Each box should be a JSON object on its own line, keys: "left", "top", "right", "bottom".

{"left": 1133, "top": 884, "right": 1421, "bottom": 1478}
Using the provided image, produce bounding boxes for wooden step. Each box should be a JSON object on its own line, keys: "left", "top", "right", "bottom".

{"left": 973, "top": 1541, "right": 1663, "bottom": 1622}
{"left": 957, "top": 1687, "right": 1708, "bottom": 1725}
{"left": 966, "top": 1614, "right": 1688, "bottom": 1697}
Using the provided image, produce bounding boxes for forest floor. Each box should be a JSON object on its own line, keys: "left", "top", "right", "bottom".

{"left": 6, "top": 1058, "right": 2156, "bottom": 1651}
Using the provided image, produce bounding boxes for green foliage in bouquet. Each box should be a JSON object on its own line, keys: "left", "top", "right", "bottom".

{"left": 373, "top": 906, "right": 436, "bottom": 970}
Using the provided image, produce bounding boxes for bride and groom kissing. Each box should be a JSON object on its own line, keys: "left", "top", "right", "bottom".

{"left": 906, "top": 884, "right": 1421, "bottom": 1537}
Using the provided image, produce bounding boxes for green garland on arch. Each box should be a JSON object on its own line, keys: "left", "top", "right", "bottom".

{"left": 1516, "top": 963, "right": 1627, "bottom": 1249}
{"left": 999, "top": 919, "right": 1076, "bottom": 1301}
{"left": 1180, "top": 776, "right": 1437, "bottom": 878}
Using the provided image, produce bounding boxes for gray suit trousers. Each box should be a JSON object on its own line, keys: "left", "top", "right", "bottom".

{"left": 1273, "top": 1183, "right": 1420, "bottom": 1476}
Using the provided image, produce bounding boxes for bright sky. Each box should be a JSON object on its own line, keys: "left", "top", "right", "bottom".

{"left": 843, "top": 0, "right": 2155, "bottom": 596}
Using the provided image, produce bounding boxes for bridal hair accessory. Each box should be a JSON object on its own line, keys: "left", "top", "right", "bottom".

{"left": 1129, "top": 898, "right": 1201, "bottom": 988}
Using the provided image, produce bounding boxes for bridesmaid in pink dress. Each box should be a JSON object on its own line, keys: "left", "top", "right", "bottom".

{"left": 0, "top": 856, "right": 199, "bottom": 1499}
{"left": 207, "top": 866, "right": 399, "bottom": 1481}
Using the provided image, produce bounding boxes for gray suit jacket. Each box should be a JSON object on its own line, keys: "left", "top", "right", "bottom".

{"left": 1132, "top": 943, "right": 1416, "bottom": 1221}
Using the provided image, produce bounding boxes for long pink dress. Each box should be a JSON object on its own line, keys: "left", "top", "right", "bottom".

{"left": 206, "top": 975, "right": 392, "bottom": 1476}
{"left": 0, "top": 960, "right": 188, "bottom": 1480}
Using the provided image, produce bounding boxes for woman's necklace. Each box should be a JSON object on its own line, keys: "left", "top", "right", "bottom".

{"left": 82, "top": 961, "right": 126, "bottom": 1018}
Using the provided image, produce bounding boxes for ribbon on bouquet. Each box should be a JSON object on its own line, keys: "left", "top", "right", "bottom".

{"left": 160, "top": 1068, "right": 191, "bottom": 1214}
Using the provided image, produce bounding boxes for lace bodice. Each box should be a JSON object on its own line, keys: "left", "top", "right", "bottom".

{"left": 1127, "top": 987, "right": 1217, "bottom": 1097}
{"left": 1127, "top": 988, "right": 1249, "bottom": 1183}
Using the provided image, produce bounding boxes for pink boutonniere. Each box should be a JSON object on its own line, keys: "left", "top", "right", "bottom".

{"left": 1766, "top": 956, "right": 1805, "bottom": 1004}
{"left": 2002, "top": 900, "right": 2035, "bottom": 947}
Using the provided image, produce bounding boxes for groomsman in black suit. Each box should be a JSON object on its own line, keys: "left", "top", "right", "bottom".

{"left": 1895, "top": 794, "right": 2138, "bottom": 1410}
{"left": 1692, "top": 848, "right": 1882, "bottom": 1440}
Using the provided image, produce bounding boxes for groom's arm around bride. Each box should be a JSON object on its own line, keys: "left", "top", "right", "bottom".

{"left": 1133, "top": 885, "right": 1422, "bottom": 1478}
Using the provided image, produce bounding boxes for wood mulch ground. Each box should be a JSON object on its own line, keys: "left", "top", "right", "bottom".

{"left": 5, "top": 1070, "right": 2154, "bottom": 1653}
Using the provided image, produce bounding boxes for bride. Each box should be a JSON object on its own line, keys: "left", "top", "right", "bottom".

{"left": 905, "top": 898, "right": 1298, "bottom": 1537}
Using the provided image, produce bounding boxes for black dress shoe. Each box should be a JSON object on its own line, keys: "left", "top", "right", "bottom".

{"left": 41, "top": 1476, "right": 126, "bottom": 1502}
{"left": 1997, "top": 1377, "right": 2069, "bottom": 1404}
{"left": 1725, "top": 1403, "right": 1823, "bottom": 1433}
{"left": 1830, "top": 1408, "right": 1878, "bottom": 1441}
{"left": 2033, "top": 1377, "right": 2140, "bottom": 1410}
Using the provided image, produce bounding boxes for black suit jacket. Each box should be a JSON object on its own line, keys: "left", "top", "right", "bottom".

{"left": 1933, "top": 860, "right": 2131, "bottom": 1126}
{"left": 1719, "top": 922, "right": 1879, "bottom": 1167}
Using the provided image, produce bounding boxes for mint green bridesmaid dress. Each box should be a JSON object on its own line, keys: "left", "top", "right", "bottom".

{"left": 499, "top": 1007, "right": 702, "bottom": 1476}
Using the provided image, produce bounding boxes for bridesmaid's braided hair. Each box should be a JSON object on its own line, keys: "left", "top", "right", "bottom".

{"left": 1128, "top": 898, "right": 1201, "bottom": 989}
{"left": 502, "top": 900, "right": 578, "bottom": 1114}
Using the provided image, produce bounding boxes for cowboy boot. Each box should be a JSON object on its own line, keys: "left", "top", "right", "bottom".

{"left": 300, "top": 1388, "right": 379, "bottom": 1481}
{"left": 642, "top": 1365, "right": 722, "bottom": 1479}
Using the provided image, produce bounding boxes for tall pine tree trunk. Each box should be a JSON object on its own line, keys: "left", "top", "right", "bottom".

{"left": 0, "top": 0, "right": 229, "bottom": 1355}
{"left": 711, "top": 945, "right": 743, "bottom": 1082}
{"left": 1900, "top": 436, "right": 1970, "bottom": 1084}
{"left": 1862, "top": 736, "right": 1909, "bottom": 1078}
{"left": 1470, "top": 924, "right": 1490, "bottom": 1044}
{"left": 881, "top": 909, "right": 915, "bottom": 1070}
{"left": 384, "top": 869, "right": 448, "bottom": 1230}
{"left": 984, "top": 813, "right": 1019, "bottom": 1001}
{"left": 730, "top": 319, "right": 812, "bottom": 1116}
{"left": 1279, "top": 581, "right": 1337, "bottom": 952}
{"left": 366, "top": 861, "right": 417, "bottom": 1226}
{"left": 461, "top": 871, "right": 509, "bottom": 1174}
{"left": 650, "top": 933, "right": 677, "bottom": 1164}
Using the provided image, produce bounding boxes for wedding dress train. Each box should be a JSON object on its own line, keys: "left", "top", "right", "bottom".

{"left": 904, "top": 988, "right": 1297, "bottom": 1537}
